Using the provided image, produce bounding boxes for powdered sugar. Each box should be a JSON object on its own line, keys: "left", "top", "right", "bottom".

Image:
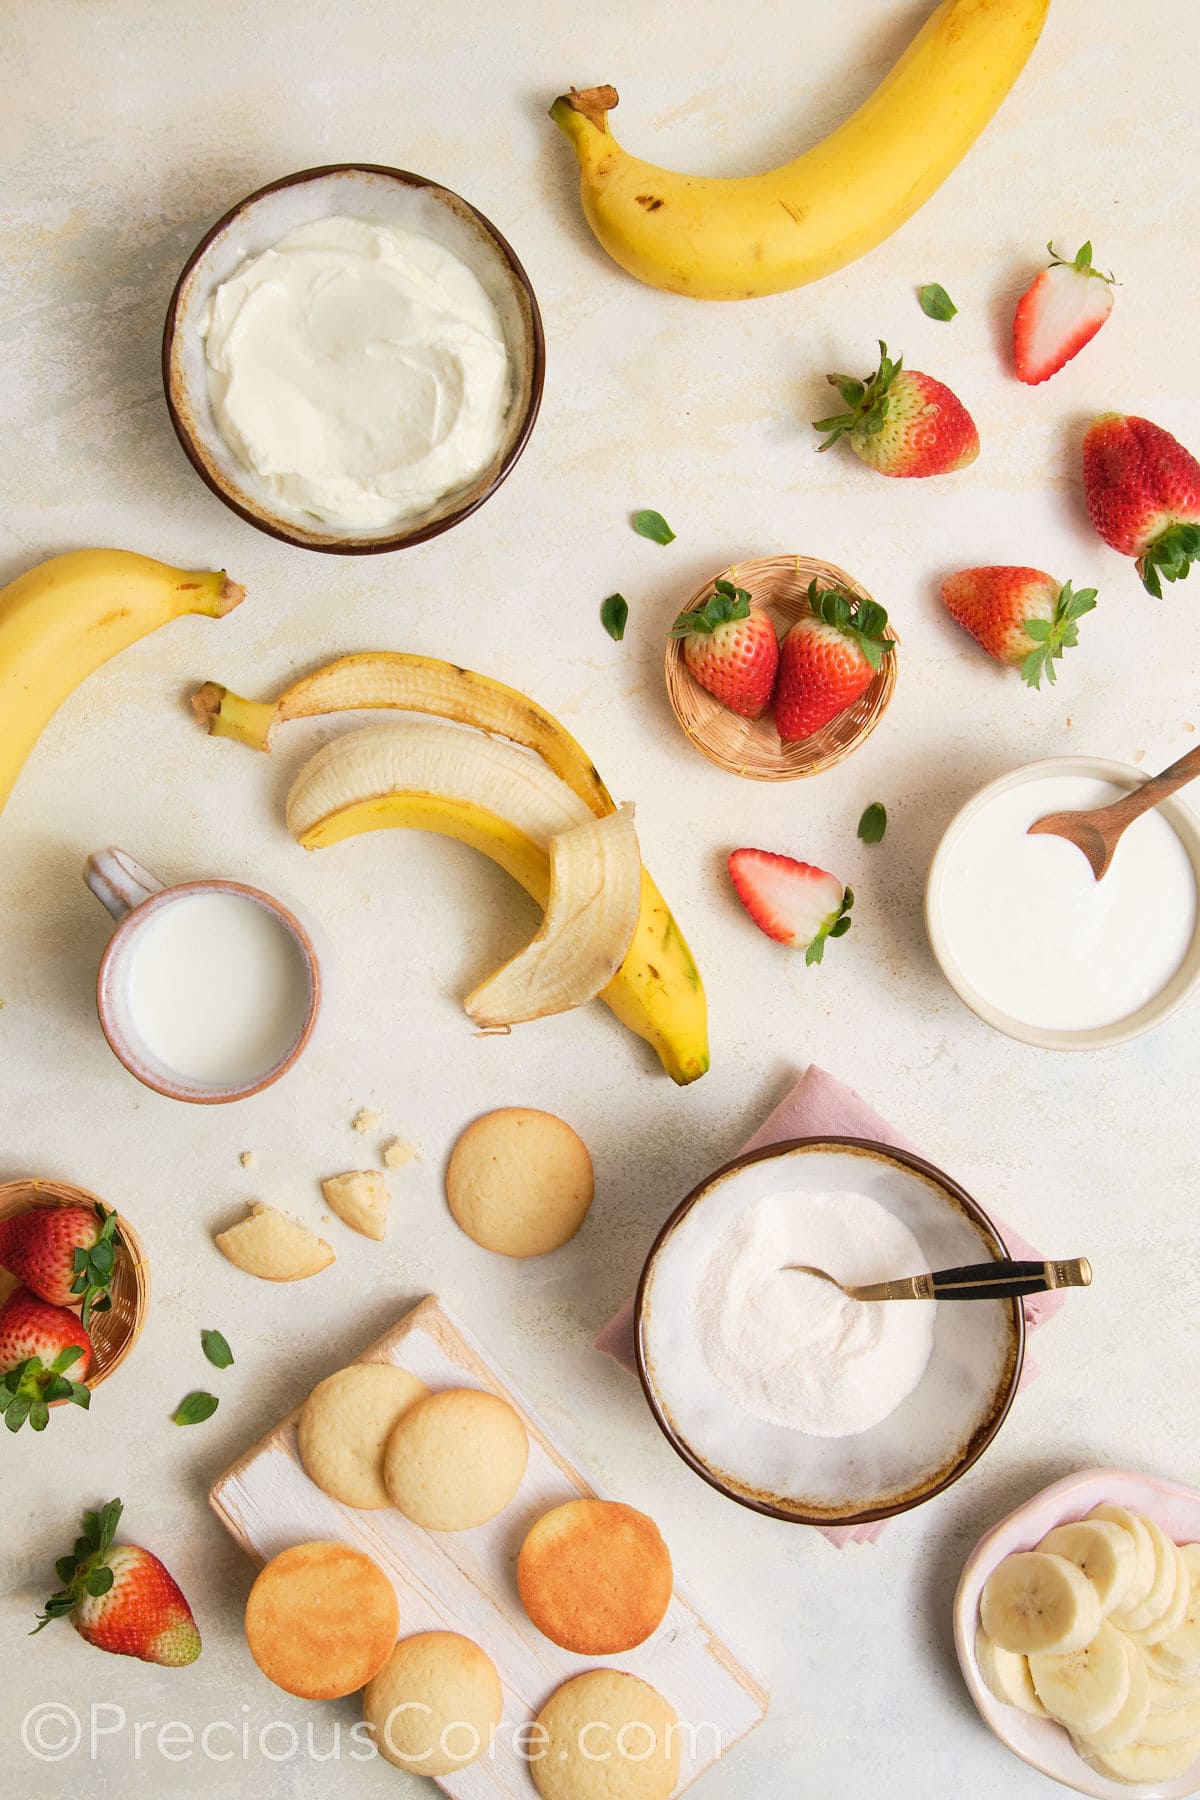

{"left": 695, "top": 1189, "right": 936, "bottom": 1437}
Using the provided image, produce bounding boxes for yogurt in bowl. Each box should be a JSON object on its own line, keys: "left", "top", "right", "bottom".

{"left": 927, "top": 757, "right": 1200, "bottom": 1051}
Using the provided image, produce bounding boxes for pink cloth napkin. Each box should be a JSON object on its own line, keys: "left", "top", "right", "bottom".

{"left": 595, "top": 1066, "right": 1063, "bottom": 1547}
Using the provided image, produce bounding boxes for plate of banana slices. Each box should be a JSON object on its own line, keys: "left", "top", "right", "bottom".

{"left": 955, "top": 1469, "right": 1200, "bottom": 1797}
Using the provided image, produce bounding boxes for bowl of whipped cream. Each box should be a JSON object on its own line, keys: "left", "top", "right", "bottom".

{"left": 163, "top": 164, "right": 544, "bottom": 552}
{"left": 635, "top": 1137, "right": 1024, "bottom": 1526}
{"left": 926, "top": 756, "right": 1200, "bottom": 1051}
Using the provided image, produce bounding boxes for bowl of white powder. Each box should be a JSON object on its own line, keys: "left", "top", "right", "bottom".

{"left": 163, "top": 164, "right": 544, "bottom": 552}
{"left": 635, "top": 1137, "right": 1024, "bottom": 1526}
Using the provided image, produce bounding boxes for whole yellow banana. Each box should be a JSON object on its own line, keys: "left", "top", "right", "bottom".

{"left": 0, "top": 550, "right": 243, "bottom": 820}
{"left": 551, "top": 0, "right": 1051, "bottom": 300}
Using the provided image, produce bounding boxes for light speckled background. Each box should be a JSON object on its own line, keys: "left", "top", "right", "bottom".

{"left": 2, "top": 2, "right": 1198, "bottom": 1795}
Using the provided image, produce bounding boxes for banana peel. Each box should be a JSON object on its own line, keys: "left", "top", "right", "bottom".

{"left": 196, "top": 656, "right": 710, "bottom": 1084}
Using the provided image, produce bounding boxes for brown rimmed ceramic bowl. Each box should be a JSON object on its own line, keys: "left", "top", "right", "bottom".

{"left": 635, "top": 1137, "right": 1023, "bottom": 1527}
{"left": 664, "top": 553, "right": 898, "bottom": 780}
{"left": 162, "top": 163, "right": 545, "bottom": 553}
{"left": 0, "top": 1180, "right": 150, "bottom": 1392}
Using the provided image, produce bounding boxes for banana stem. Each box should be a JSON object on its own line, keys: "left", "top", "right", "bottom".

{"left": 550, "top": 85, "right": 618, "bottom": 141}
{"left": 190, "top": 683, "right": 279, "bottom": 751}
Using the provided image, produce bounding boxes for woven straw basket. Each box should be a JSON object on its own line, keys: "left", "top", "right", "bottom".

{"left": 0, "top": 1179, "right": 150, "bottom": 1392}
{"left": 664, "top": 553, "right": 899, "bottom": 780}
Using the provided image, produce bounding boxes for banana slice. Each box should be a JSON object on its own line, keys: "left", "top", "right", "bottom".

{"left": 981, "top": 1551, "right": 1103, "bottom": 1656}
{"left": 1151, "top": 1544, "right": 1200, "bottom": 1679}
{"left": 1089, "top": 1505, "right": 1157, "bottom": 1612}
{"left": 1138, "top": 1699, "right": 1200, "bottom": 1746}
{"left": 1113, "top": 1520, "right": 1185, "bottom": 1635}
{"left": 1086, "top": 1734, "right": 1200, "bottom": 1785}
{"left": 1148, "top": 1664, "right": 1200, "bottom": 1713}
{"left": 1124, "top": 1543, "right": 1190, "bottom": 1647}
{"left": 1039, "top": 1520, "right": 1137, "bottom": 1616}
{"left": 975, "top": 1626, "right": 1046, "bottom": 1716}
{"left": 1030, "top": 1619, "right": 1130, "bottom": 1733}
{"left": 1073, "top": 1640, "right": 1150, "bottom": 1755}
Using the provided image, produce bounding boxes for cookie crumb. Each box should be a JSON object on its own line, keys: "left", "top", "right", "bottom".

{"left": 240, "top": 1150, "right": 255, "bottom": 1169}
{"left": 353, "top": 1108, "right": 384, "bottom": 1134}
{"left": 382, "top": 1137, "right": 417, "bottom": 1169}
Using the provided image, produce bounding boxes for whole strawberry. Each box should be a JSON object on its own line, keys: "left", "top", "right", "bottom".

{"left": 774, "top": 582, "right": 894, "bottom": 743}
{"left": 941, "top": 567, "right": 1097, "bottom": 688}
{"left": 671, "top": 578, "right": 779, "bottom": 719}
{"left": 33, "top": 1497, "right": 201, "bottom": 1665}
{"left": 814, "top": 342, "right": 979, "bottom": 477}
{"left": 0, "top": 1287, "right": 93, "bottom": 1432}
{"left": 728, "top": 850, "right": 853, "bottom": 966}
{"left": 1083, "top": 413, "right": 1200, "bottom": 596}
{"left": 0, "top": 1200, "right": 122, "bottom": 1326}
{"left": 1013, "top": 241, "right": 1115, "bottom": 386}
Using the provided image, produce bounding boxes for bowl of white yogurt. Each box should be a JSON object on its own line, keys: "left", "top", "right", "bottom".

{"left": 163, "top": 164, "right": 544, "bottom": 552}
{"left": 636, "top": 1138, "right": 1024, "bottom": 1526}
{"left": 926, "top": 756, "right": 1200, "bottom": 1050}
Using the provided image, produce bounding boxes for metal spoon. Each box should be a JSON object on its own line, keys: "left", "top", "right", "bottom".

{"left": 1027, "top": 745, "right": 1200, "bottom": 880}
{"left": 784, "top": 1257, "right": 1092, "bottom": 1302}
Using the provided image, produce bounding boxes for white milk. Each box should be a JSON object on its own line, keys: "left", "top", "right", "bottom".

{"left": 938, "top": 775, "right": 1197, "bottom": 1031}
{"left": 124, "top": 892, "right": 311, "bottom": 1085}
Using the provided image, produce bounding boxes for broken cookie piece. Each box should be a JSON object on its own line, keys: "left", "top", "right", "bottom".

{"left": 322, "top": 1170, "right": 389, "bottom": 1242}
{"left": 215, "top": 1203, "right": 335, "bottom": 1281}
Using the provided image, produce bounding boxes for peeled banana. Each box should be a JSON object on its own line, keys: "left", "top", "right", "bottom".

{"left": 550, "top": 0, "right": 1051, "bottom": 300}
{"left": 1, "top": 549, "right": 243, "bottom": 822}
{"left": 198, "top": 654, "right": 709, "bottom": 1083}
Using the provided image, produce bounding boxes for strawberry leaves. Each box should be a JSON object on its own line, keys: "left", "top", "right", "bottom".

{"left": 68, "top": 1203, "right": 122, "bottom": 1328}
{"left": 1020, "top": 581, "right": 1098, "bottom": 688}
{"left": 1047, "top": 240, "right": 1115, "bottom": 285}
{"left": 671, "top": 577, "right": 753, "bottom": 637}
{"left": 806, "top": 887, "right": 854, "bottom": 966}
{"left": 806, "top": 581, "right": 894, "bottom": 671}
{"left": 1138, "top": 523, "right": 1200, "bottom": 599}
{"left": 33, "top": 1498, "right": 123, "bottom": 1633}
{"left": 0, "top": 1344, "right": 90, "bottom": 1432}
{"left": 814, "top": 342, "right": 902, "bottom": 449}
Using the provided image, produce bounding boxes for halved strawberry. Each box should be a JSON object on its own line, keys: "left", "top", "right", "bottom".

{"left": 671, "top": 578, "right": 779, "bottom": 719}
{"left": 728, "top": 849, "right": 852, "bottom": 966}
{"left": 1013, "top": 242, "right": 1114, "bottom": 386}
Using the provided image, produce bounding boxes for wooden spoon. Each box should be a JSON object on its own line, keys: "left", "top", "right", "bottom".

{"left": 1027, "top": 745, "right": 1200, "bottom": 880}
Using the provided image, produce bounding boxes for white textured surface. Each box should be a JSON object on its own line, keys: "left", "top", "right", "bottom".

{"left": 1, "top": 3, "right": 1199, "bottom": 1798}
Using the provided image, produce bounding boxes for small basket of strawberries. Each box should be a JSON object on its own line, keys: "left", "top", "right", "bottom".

{"left": 665, "top": 552, "right": 899, "bottom": 781}
{"left": 0, "top": 1179, "right": 149, "bottom": 1433}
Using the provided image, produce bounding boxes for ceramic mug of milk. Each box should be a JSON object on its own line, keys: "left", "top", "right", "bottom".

{"left": 86, "top": 848, "right": 321, "bottom": 1103}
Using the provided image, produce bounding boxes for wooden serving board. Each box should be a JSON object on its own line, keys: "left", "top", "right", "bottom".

{"left": 210, "top": 1296, "right": 768, "bottom": 1797}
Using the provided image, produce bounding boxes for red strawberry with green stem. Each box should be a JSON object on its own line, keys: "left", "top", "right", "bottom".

{"left": 1083, "top": 413, "right": 1200, "bottom": 597}
{"left": 1013, "top": 242, "right": 1115, "bottom": 386}
{"left": 33, "top": 1497, "right": 201, "bottom": 1665}
{"left": 0, "top": 1287, "right": 93, "bottom": 1432}
{"left": 671, "top": 578, "right": 779, "bottom": 719}
{"left": 773, "top": 582, "right": 893, "bottom": 742}
{"left": 728, "top": 850, "right": 852, "bottom": 966}
{"left": 0, "top": 1201, "right": 122, "bottom": 1326}
{"left": 813, "top": 342, "right": 979, "bottom": 477}
{"left": 941, "top": 567, "right": 1097, "bottom": 688}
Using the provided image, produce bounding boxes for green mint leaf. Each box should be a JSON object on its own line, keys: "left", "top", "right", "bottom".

{"left": 858, "top": 803, "right": 888, "bottom": 845}
{"left": 201, "top": 1329, "right": 234, "bottom": 1371}
{"left": 600, "top": 593, "right": 628, "bottom": 642}
{"left": 173, "top": 1391, "right": 219, "bottom": 1427}
{"left": 632, "top": 509, "right": 675, "bottom": 546}
{"left": 919, "top": 282, "right": 957, "bottom": 321}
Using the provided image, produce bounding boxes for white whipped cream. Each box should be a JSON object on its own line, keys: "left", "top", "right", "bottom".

{"left": 199, "top": 216, "right": 512, "bottom": 530}
{"left": 938, "top": 774, "right": 1197, "bottom": 1031}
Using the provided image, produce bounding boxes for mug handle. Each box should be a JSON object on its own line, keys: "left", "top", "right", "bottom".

{"left": 84, "top": 849, "right": 165, "bottom": 923}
